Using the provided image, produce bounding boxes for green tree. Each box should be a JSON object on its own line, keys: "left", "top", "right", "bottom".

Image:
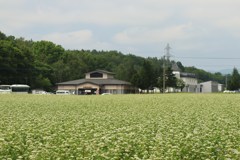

{"left": 176, "top": 61, "right": 185, "bottom": 71}
{"left": 139, "top": 60, "right": 154, "bottom": 91}
{"left": 115, "top": 54, "right": 144, "bottom": 83}
{"left": 2, "top": 30, "right": 228, "bottom": 93}
{"left": 33, "top": 74, "right": 52, "bottom": 91}
{"left": 147, "top": 57, "right": 163, "bottom": 88}
{"left": 176, "top": 79, "right": 185, "bottom": 91}
{"left": 157, "top": 66, "right": 177, "bottom": 92}
{"left": 165, "top": 67, "right": 177, "bottom": 88}
{"left": 228, "top": 68, "right": 240, "bottom": 90}
{"left": 0, "top": 31, "right": 6, "bottom": 40}
{"left": 32, "top": 41, "right": 64, "bottom": 64}
{"left": 131, "top": 73, "right": 141, "bottom": 91}
{"left": 0, "top": 39, "right": 34, "bottom": 84}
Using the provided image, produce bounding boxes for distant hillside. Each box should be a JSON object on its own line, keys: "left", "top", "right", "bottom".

{"left": 0, "top": 31, "right": 227, "bottom": 90}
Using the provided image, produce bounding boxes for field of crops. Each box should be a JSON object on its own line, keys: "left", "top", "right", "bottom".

{"left": 0, "top": 94, "right": 240, "bottom": 159}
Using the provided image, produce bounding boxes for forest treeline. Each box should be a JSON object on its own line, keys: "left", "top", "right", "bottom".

{"left": 0, "top": 31, "right": 227, "bottom": 91}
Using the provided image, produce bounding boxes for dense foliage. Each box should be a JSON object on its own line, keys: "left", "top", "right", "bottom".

{"left": 228, "top": 68, "right": 240, "bottom": 90}
{"left": 0, "top": 31, "right": 227, "bottom": 91}
{"left": 0, "top": 94, "right": 240, "bottom": 159}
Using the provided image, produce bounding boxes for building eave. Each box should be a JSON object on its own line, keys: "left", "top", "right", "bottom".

{"left": 56, "top": 78, "right": 131, "bottom": 86}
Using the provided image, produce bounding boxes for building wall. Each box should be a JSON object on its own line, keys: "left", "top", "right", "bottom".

{"left": 181, "top": 77, "right": 198, "bottom": 85}
{"left": 178, "top": 77, "right": 198, "bottom": 93}
{"left": 106, "top": 74, "right": 114, "bottom": 79}
{"left": 201, "top": 82, "right": 212, "bottom": 93}
{"left": 218, "top": 84, "right": 224, "bottom": 92}
{"left": 200, "top": 81, "right": 219, "bottom": 93}
{"left": 182, "top": 84, "right": 197, "bottom": 92}
{"left": 212, "top": 82, "right": 219, "bottom": 92}
{"left": 57, "top": 83, "right": 133, "bottom": 94}
{"left": 103, "top": 85, "right": 123, "bottom": 90}
{"left": 57, "top": 70, "right": 133, "bottom": 95}
{"left": 102, "top": 84, "right": 132, "bottom": 94}
{"left": 58, "top": 84, "right": 100, "bottom": 94}
{"left": 173, "top": 71, "right": 198, "bottom": 93}
{"left": 173, "top": 71, "right": 180, "bottom": 79}
{"left": 58, "top": 85, "right": 76, "bottom": 90}
{"left": 77, "top": 83, "right": 99, "bottom": 89}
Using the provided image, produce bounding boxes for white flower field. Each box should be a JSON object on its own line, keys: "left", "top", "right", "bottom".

{"left": 0, "top": 94, "right": 240, "bottom": 159}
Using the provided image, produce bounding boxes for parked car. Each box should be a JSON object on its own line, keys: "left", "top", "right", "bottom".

{"left": 56, "top": 90, "right": 70, "bottom": 95}
{"left": 223, "top": 90, "right": 237, "bottom": 93}
{"left": 32, "top": 90, "right": 48, "bottom": 95}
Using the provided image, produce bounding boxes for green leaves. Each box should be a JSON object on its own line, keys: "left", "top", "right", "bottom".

{"left": 228, "top": 67, "right": 240, "bottom": 90}
{"left": 0, "top": 94, "right": 240, "bottom": 159}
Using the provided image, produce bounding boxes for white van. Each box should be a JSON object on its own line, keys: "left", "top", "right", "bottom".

{"left": 56, "top": 90, "right": 70, "bottom": 95}
{"left": 0, "top": 85, "right": 11, "bottom": 94}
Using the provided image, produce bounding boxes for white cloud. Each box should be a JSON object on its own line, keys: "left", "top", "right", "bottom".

{"left": 216, "top": 17, "right": 240, "bottom": 37}
{"left": 41, "top": 30, "right": 118, "bottom": 51}
{"left": 0, "top": 0, "right": 171, "bottom": 29}
{"left": 182, "top": 0, "right": 240, "bottom": 33}
{"left": 41, "top": 30, "right": 93, "bottom": 49}
{"left": 1, "top": 0, "right": 240, "bottom": 70}
{"left": 114, "top": 23, "right": 193, "bottom": 44}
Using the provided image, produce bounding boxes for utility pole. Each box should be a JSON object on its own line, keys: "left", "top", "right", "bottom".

{"left": 162, "top": 43, "right": 172, "bottom": 93}
{"left": 225, "top": 75, "right": 228, "bottom": 90}
{"left": 163, "top": 56, "right": 165, "bottom": 93}
{"left": 165, "top": 43, "right": 172, "bottom": 62}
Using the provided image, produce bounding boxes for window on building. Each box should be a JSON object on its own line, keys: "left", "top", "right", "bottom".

{"left": 90, "top": 72, "right": 103, "bottom": 78}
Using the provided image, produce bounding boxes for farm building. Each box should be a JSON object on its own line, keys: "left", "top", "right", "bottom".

{"left": 56, "top": 70, "right": 136, "bottom": 95}
{"left": 197, "top": 81, "right": 224, "bottom": 93}
{"left": 172, "top": 63, "right": 198, "bottom": 92}
{"left": 172, "top": 64, "right": 224, "bottom": 93}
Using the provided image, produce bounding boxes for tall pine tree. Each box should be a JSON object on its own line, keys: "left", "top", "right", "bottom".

{"left": 228, "top": 67, "right": 240, "bottom": 90}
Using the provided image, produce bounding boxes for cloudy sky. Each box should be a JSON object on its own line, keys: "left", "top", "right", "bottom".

{"left": 1, "top": 0, "right": 240, "bottom": 72}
